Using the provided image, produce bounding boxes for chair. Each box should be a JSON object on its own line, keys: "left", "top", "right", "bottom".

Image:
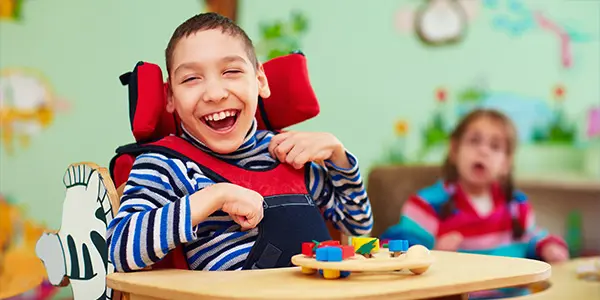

{"left": 35, "top": 52, "right": 340, "bottom": 299}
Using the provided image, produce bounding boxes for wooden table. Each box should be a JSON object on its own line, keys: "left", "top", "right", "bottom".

{"left": 107, "top": 251, "right": 551, "bottom": 300}
{"left": 512, "top": 256, "right": 599, "bottom": 299}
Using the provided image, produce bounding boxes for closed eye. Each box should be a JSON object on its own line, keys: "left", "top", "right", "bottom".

{"left": 181, "top": 77, "right": 198, "bottom": 84}
{"left": 224, "top": 70, "right": 242, "bottom": 75}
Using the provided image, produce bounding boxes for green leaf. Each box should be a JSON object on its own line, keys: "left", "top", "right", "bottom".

{"left": 312, "top": 240, "right": 320, "bottom": 251}
{"left": 356, "top": 239, "right": 377, "bottom": 255}
{"left": 291, "top": 11, "right": 309, "bottom": 33}
{"left": 458, "top": 88, "right": 485, "bottom": 103}
{"left": 267, "top": 48, "right": 288, "bottom": 60}
{"left": 263, "top": 22, "right": 284, "bottom": 39}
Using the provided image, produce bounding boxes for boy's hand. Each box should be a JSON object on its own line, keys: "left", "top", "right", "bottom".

{"left": 219, "top": 183, "right": 264, "bottom": 231}
{"left": 190, "top": 183, "right": 264, "bottom": 231}
{"left": 540, "top": 242, "right": 569, "bottom": 263}
{"left": 269, "top": 131, "right": 351, "bottom": 169}
{"left": 435, "top": 231, "right": 463, "bottom": 251}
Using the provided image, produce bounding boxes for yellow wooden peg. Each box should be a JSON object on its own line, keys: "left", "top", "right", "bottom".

{"left": 322, "top": 269, "right": 340, "bottom": 279}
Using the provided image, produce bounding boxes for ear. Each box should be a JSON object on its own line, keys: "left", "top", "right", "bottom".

{"left": 165, "top": 79, "right": 175, "bottom": 113}
{"left": 256, "top": 64, "right": 271, "bottom": 99}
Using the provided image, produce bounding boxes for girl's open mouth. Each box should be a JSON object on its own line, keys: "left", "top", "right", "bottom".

{"left": 472, "top": 162, "right": 486, "bottom": 173}
{"left": 202, "top": 109, "right": 240, "bottom": 133}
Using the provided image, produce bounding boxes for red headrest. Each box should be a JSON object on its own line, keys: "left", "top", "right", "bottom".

{"left": 118, "top": 52, "right": 320, "bottom": 143}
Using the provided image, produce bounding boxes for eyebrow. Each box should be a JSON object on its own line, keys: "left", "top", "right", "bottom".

{"left": 173, "top": 55, "right": 248, "bottom": 75}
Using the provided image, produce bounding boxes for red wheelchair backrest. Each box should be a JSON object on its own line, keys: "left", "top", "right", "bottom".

{"left": 109, "top": 52, "right": 321, "bottom": 270}
{"left": 111, "top": 52, "right": 320, "bottom": 189}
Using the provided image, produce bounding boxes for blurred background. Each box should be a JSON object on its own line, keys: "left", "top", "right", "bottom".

{"left": 0, "top": 0, "right": 598, "bottom": 299}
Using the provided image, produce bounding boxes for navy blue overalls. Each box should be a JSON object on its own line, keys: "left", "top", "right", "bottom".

{"left": 115, "top": 135, "right": 332, "bottom": 270}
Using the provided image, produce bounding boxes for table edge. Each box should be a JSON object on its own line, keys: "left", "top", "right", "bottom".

{"left": 107, "top": 264, "right": 551, "bottom": 300}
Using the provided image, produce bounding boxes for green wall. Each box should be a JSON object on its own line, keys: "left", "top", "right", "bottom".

{"left": 1, "top": 0, "right": 599, "bottom": 232}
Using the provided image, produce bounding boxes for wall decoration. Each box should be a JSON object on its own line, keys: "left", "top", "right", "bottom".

{"left": 382, "top": 120, "right": 409, "bottom": 165}
{"left": 36, "top": 163, "right": 118, "bottom": 300}
{"left": 535, "top": 12, "right": 572, "bottom": 69}
{"left": 418, "top": 87, "right": 450, "bottom": 162}
{"left": 0, "top": 68, "right": 70, "bottom": 155}
{"left": 414, "top": 0, "right": 467, "bottom": 46}
{"left": 255, "top": 11, "right": 309, "bottom": 61}
{"left": 394, "top": 0, "right": 480, "bottom": 46}
{"left": 587, "top": 107, "right": 600, "bottom": 139}
{"left": 0, "top": 194, "right": 60, "bottom": 300}
{"left": 584, "top": 106, "right": 600, "bottom": 178}
{"left": 377, "top": 81, "right": 591, "bottom": 175}
{"left": 484, "top": 0, "right": 533, "bottom": 36}
{"left": 204, "top": 0, "right": 238, "bottom": 22}
{"left": 483, "top": 0, "right": 594, "bottom": 69}
{"left": 531, "top": 85, "right": 576, "bottom": 145}
{"left": 0, "top": 0, "right": 24, "bottom": 22}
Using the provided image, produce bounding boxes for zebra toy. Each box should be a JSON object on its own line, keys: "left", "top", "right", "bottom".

{"left": 36, "top": 163, "right": 119, "bottom": 300}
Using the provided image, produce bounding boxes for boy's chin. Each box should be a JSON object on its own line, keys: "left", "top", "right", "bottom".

{"left": 205, "top": 140, "right": 244, "bottom": 154}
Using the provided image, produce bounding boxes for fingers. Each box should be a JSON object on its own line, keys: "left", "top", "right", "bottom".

{"left": 270, "top": 133, "right": 296, "bottom": 162}
{"left": 233, "top": 216, "right": 252, "bottom": 231}
{"left": 270, "top": 132, "right": 329, "bottom": 168}
{"left": 285, "top": 143, "right": 306, "bottom": 169}
{"left": 245, "top": 210, "right": 263, "bottom": 229}
{"left": 268, "top": 131, "right": 293, "bottom": 159}
{"left": 232, "top": 210, "right": 263, "bottom": 231}
{"left": 229, "top": 193, "right": 264, "bottom": 231}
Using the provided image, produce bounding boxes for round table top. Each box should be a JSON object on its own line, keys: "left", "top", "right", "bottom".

{"left": 107, "top": 250, "right": 551, "bottom": 300}
{"left": 512, "top": 256, "right": 599, "bottom": 299}
{"left": 0, "top": 249, "right": 46, "bottom": 299}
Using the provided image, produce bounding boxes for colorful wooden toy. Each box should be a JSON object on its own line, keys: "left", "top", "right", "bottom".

{"left": 352, "top": 237, "right": 379, "bottom": 258}
{"left": 302, "top": 240, "right": 342, "bottom": 257}
{"left": 388, "top": 239, "right": 409, "bottom": 257}
{"left": 293, "top": 239, "right": 434, "bottom": 280}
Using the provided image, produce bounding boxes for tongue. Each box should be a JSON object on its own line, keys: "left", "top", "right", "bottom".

{"left": 208, "top": 116, "right": 236, "bottom": 131}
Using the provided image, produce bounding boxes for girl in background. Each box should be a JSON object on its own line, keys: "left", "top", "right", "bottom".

{"left": 381, "top": 109, "right": 569, "bottom": 298}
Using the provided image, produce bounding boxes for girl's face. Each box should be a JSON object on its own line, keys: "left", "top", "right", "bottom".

{"left": 452, "top": 117, "right": 512, "bottom": 190}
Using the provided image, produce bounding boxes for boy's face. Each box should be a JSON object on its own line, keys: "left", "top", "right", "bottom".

{"left": 167, "top": 29, "right": 270, "bottom": 154}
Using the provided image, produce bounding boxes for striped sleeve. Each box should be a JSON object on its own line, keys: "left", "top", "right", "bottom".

{"left": 518, "top": 199, "right": 568, "bottom": 260}
{"left": 106, "top": 153, "right": 214, "bottom": 272}
{"left": 380, "top": 194, "right": 440, "bottom": 249}
{"left": 309, "top": 150, "right": 373, "bottom": 236}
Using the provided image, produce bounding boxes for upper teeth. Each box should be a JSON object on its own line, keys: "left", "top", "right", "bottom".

{"left": 205, "top": 110, "right": 237, "bottom": 121}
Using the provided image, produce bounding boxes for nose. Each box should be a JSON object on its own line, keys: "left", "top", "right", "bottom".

{"left": 201, "top": 78, "right": 228, "bottom": 103}
{"left": 478, "top": 143, "right": 492, "bottom": 156}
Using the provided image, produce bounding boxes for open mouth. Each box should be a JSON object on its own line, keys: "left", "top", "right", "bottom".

{"left": 202, "top": 109, "right": 240, "bottom": 133}
{"left": 472, "top": 162, "right": 486, "bottom": 173}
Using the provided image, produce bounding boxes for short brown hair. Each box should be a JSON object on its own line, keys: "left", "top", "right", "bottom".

{"left": 440, "top": 109, "right": 524, "bottom": 239}
{"left": 164, "top": 12, "right": 258, "bottom": 76}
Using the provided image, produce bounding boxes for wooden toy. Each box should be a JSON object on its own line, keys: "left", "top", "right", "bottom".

{"left": 291, "top": 239, "right": 434, "bottom": 280}
{"left": 388, "top": 239, "right": 409, "bottom": 257}
{"left": 35, "top": 163, "right": 120, "bottom": 300}
{"left": 576, "top": 258, "right": 600, "bottom": 281}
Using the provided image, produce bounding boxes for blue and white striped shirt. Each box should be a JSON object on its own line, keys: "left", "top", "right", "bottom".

{"left": 107, "top": 120, "right": 373, "bottom": 272}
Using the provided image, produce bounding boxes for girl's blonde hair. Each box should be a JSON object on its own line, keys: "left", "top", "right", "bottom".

{"left": 439, "top": 109, "right": 524, "bottom": 239}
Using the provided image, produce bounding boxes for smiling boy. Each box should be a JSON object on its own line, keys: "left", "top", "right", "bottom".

{"left": 107, "top": 13, "right": 373, "bottom": 272}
